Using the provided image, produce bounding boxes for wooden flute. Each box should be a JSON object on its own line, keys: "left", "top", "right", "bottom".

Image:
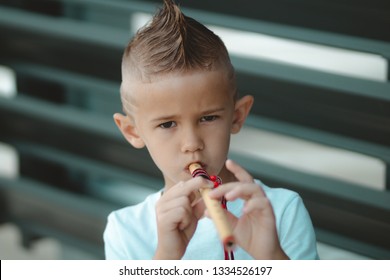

{"left": 189, "top": 163, "right": 235, "bottom": 250}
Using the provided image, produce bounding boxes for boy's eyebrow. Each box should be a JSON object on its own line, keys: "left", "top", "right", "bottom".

{"left": 201, "top": 107, "right": 226, "bottom": 115}
{"left": 150, "top": 114, "right": 178, "bottom": 123}
{"left": 150, "top": 108, "right": 226, "bottom": 123}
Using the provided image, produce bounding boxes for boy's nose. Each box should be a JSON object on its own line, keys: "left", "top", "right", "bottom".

{"left": 181, "top": 128, "right": 204, "bottom": 153}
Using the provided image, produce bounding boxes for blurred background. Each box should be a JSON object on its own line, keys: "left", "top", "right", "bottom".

{"left": 0, "top": 0, "right": 389, "bottom": 259}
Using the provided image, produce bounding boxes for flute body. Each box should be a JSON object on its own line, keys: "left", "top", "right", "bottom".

{"left": 189, "top": 163, "right": 235, "bottom": 250}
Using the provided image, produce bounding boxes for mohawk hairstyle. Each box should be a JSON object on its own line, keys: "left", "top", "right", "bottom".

{"left": 121, "top": 0, "right": 234, "bottom": 83}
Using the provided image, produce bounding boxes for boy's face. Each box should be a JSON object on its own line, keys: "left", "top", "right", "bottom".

{"left": 117, "top": 70, "right": 252, "bottom": 189}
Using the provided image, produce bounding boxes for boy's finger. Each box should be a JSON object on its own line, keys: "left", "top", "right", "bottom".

{"left": 165, "top": 177, "right": 212, "bottom": 200}
{"left": 226, "top": 159, "right": 253, "bottom": 183}
{"left": 210, "top": 182, "right": 263, "bottom": 201}
{"left": 184, "top": 176, "right": 214, "bottom": 194}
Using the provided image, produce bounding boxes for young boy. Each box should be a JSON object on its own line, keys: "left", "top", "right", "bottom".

{"left": 104, "top": 0, "right": 319, "bottom": 260}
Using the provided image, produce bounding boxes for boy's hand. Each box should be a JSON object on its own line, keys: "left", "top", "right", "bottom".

{"left": 153, "top": 176, "right": 211, "bottom": 260}
{"left": 209, "top": 159, "right": 289, "bottom": 259}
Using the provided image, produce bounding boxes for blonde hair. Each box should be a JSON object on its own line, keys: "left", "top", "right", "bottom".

{"left": 120, "top": 0, "right": 235, "bottom": 114}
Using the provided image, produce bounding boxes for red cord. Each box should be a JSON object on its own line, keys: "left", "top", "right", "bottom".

{"left": 210, "top": 175, "right": 234, "bottom": 260}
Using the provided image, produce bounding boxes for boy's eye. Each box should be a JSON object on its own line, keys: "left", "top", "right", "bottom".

{"left": 200, "top": 115, "right": 218, "bottom": 122}
{"left": 159, "top": 121, "right": 176, "bottom": 129}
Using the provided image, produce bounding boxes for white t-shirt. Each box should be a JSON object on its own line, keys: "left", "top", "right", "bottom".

{"left": 103, "top": 180, "right": 319, "bottom": 259}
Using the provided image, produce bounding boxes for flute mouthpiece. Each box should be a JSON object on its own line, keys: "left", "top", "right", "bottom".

{"left": 189, "top": 162, "right": 202, "bottom": 174}
{"left": 189, "top": 163, "right": 210, "bottom": 180}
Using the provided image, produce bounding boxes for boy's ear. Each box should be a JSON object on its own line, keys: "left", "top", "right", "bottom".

{"left": 231, "top": 95, "right": 254, "bottom": 134}
{"left": 113, "top": 113, "right": 145, "bottom": 149}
